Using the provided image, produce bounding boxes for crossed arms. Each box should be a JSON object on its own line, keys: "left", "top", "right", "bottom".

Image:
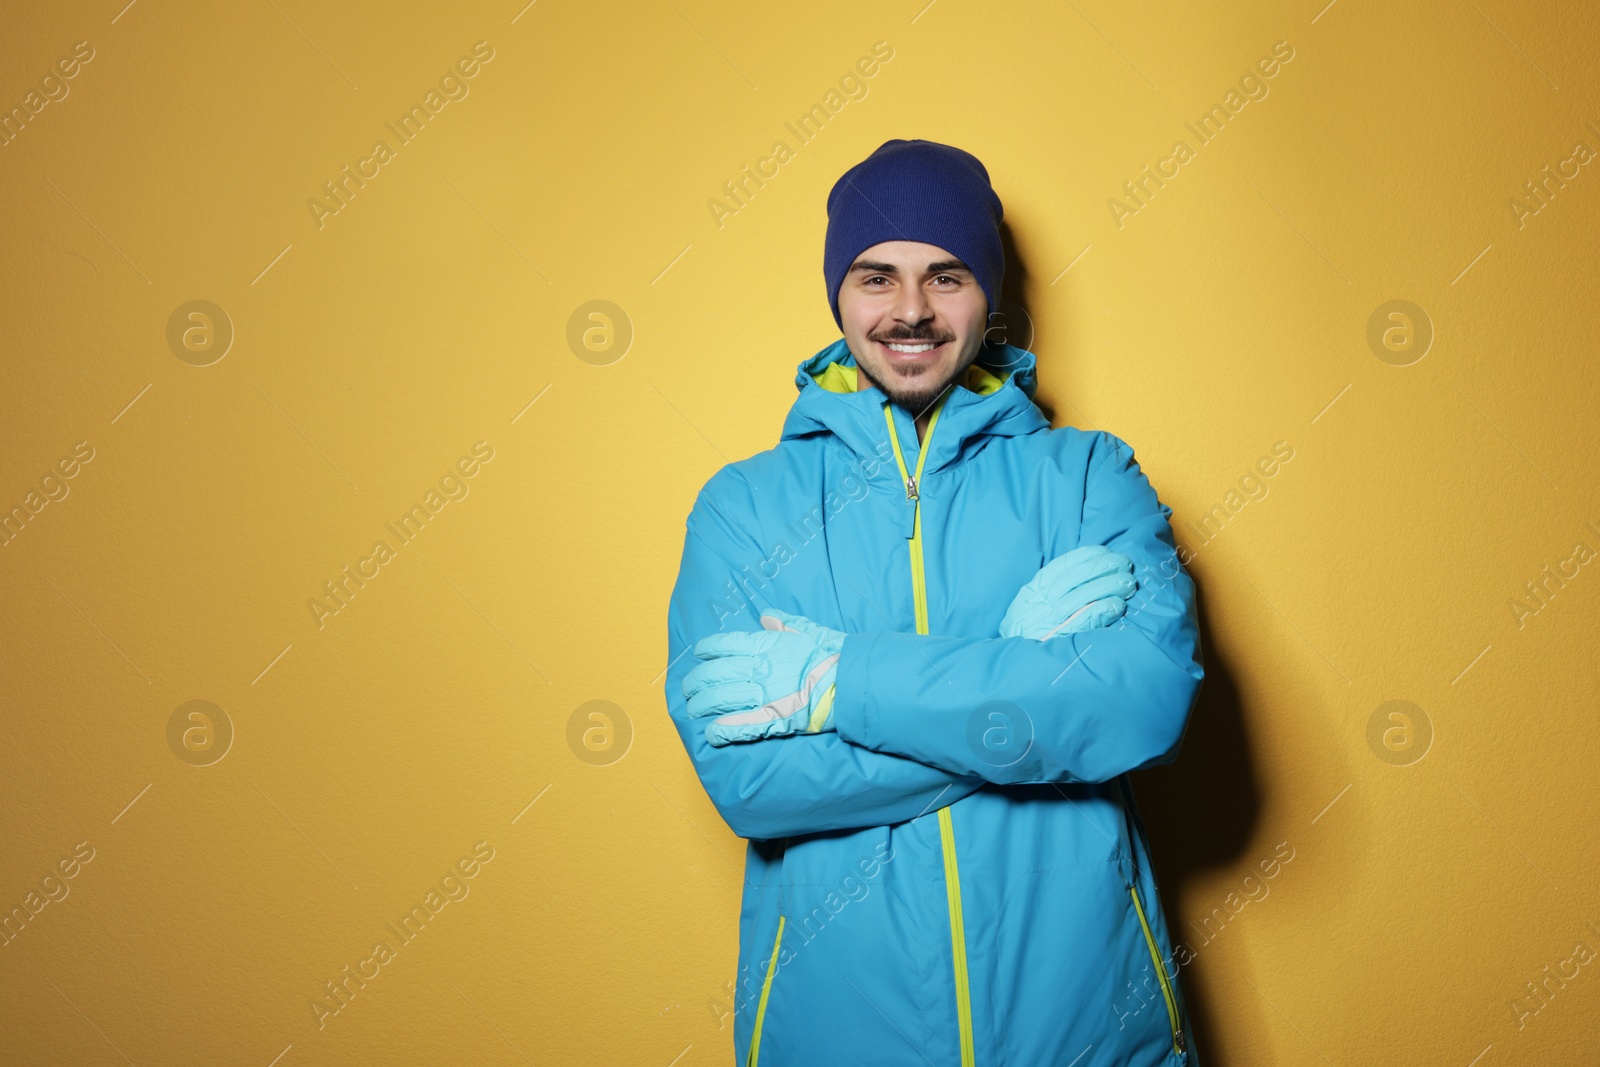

{"left": 662, "top": 430, "right": 1204, "bottom": 841}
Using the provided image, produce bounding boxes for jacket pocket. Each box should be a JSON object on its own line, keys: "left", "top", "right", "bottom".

{"left": 748, "top": 914, "right": 786, "bottom": 1067}
{"left": 1128, "top": 884, "right": 1186, "bottom": 1058}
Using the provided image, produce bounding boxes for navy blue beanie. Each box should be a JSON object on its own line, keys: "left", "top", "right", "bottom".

{"left": 824, "top": 139, "right": 1005, "bottom": 329}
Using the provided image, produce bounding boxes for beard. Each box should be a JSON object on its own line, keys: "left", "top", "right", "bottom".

{"left": 871, "top": 369, "right": 952, "bottom": 418}
{"left": 858, "top": 347, "right": 970, "bottom": 419}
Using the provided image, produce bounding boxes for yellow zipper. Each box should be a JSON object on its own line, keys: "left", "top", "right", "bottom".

{"left": 936, "top": 805, "right": 975, "bottom": 1066}
{"left": 882, "top": 403, "right": 944, "bottom": 632}
{"left": 882, "top": 400, "right": 976, "bottom": 1067}
{"left": 1129, "top": 885, "right": 1185, "bottom": 1057}
{"left": 747, "top": 915, "right": 786, "bottom": 1067}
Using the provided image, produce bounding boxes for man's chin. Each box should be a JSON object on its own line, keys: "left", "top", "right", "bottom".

{"left": 871, "top": 367, "right": 957, "bottom": 415}
{"left": 887, "top": 389, "right": 946, "bottom": 417}
{"left": 857, "top": 347, "right": 972, "bottom": 403}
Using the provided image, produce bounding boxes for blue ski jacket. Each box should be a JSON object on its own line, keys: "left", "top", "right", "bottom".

{"left": 665, "top": 338, "right": 1205, "bottom": 1066}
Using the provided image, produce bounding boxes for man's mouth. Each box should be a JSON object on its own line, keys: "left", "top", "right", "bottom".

{"left": 876, "top": 338, "right": 949, "bottom": 358}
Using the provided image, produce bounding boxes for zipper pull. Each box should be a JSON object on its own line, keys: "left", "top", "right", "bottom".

{"left": 905, "top": 475, "right": 919, "bottom": 501}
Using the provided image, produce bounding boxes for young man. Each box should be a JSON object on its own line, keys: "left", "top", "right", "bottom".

{"left": 665, "top": 139, "right": 1204, "bottom": 1066}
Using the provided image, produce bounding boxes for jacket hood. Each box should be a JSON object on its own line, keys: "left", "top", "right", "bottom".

{"left": 779, "top": 338, "right": 1050, "bottom": 476}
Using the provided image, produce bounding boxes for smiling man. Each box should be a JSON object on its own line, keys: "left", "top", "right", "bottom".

{"left": 665, "top": 139, "right": 1205, "bottom": 1066}
{"left": 837, "top": 241, "right": 987, "bottom": 432}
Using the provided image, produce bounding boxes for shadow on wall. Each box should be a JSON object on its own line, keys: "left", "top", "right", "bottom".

{"left": 992, "top": 222, "right": 1046, "bottom": 405}
{"left": 1134, "top": 582, "right": 1260, "bottom": 1065}
{"left": 1008, "top": 224, "right": 1263, "bottom": 1063}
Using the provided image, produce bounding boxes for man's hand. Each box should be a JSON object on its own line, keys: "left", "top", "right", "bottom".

{"left": 685, "top": 547, "right": 1136, "bottom": 748}
{"left": 1000, "top": 544, "right": 1139, "bottom": 641}
{"left": 683, "top": 609, "right": 846, "bottom": 747}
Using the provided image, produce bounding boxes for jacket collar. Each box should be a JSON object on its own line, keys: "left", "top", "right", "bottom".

{"left": 779, "top": 338, "right": 1049, "bottom": 476}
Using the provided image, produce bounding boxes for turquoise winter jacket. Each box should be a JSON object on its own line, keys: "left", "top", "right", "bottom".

{"left": 664, "top": 338, "right": 1205, "bottom": 1066}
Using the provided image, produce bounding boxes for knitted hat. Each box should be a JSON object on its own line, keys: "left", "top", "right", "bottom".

{"left": 823, "top": 139, "right": 1005, "bottom": 329}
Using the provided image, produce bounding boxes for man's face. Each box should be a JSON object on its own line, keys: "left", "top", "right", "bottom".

{"left": 836, "top": 240, "right": 990, "bottom": 416}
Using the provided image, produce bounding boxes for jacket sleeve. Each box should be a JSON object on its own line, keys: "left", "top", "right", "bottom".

{"left": 829, "top": 430, "right": 1204, "bottom": 785}
{"left": 664, "top": 468, "right": 986, "bottom": 841}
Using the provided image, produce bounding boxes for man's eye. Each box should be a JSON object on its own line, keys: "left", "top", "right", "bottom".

{"left": 933, "top": 274, "right": 961, "bottom": 286}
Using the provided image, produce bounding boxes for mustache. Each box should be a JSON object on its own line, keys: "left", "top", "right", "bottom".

{"left": 871, "top": 328, "right": 954, "bottom": 343}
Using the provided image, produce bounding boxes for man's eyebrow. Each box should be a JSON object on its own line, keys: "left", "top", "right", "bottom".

{"left": 847, "top": 259, "right": 973, "bottom": 275}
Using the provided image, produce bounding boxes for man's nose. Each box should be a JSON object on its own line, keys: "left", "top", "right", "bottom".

{"left": 892, "top": 283, "right": 932, "bottom": 326}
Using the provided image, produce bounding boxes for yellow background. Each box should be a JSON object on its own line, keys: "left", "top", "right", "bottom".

{"left": 2, "top": 0, "right": 1597, "bottom": 1064}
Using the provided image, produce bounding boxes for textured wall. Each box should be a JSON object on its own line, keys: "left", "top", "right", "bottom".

{"left": 1, "top": 1, "right": 1596, "bottom": 1064}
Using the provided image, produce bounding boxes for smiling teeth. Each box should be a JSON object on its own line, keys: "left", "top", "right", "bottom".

{"left": 886, "top": 342, "right": 937, "bottom": 353}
